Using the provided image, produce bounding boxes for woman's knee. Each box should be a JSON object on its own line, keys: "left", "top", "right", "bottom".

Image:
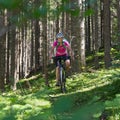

{"left": 65, "top": 60, "right": 70, "bottom": 66}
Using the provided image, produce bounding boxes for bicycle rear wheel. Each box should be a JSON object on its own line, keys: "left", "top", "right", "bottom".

{"left": 60, "top": 67, "right": 66, "bottom": 93}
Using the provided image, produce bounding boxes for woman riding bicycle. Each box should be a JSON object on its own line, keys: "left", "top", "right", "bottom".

{"left": 50, "top": 32, "right": 74, "bottom": 86}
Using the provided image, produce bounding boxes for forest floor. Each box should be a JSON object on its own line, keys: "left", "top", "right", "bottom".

{"left": 0, "top": 68, "right": 120, "bottom": 120}
{"left": 1, "top": 65, "right": 120, "bottom": 120}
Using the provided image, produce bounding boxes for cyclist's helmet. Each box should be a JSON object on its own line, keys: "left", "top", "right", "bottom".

{"left": 56, "top": 32, "right": 64, "bottom": 38}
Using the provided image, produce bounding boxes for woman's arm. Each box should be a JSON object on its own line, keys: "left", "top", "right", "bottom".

{"left": 67, "top": 46, "right": 74, "bottom": 60}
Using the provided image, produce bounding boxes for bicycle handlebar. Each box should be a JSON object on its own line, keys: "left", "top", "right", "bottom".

{"left": 52, "top": 56, "right": 71, "bottom": 60}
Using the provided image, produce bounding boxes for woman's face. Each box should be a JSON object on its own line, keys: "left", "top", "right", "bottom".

{"left": 58, "top": 37, "right": 63, "bottom": 43}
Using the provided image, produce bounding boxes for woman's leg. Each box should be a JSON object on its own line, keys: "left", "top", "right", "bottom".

{"left": 65, "top": 59, "right": 71, "bottom": 78}
{"left": 65, "top": 59, "right": 71, "bottom": 70}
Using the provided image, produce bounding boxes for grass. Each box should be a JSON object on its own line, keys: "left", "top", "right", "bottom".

{"left": 1, "top": 67, "right": 120, "bottom": 120}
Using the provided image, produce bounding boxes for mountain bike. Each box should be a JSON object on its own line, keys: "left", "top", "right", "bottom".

{"left": 53, "top": 56, "right": 69, "bottom": 93}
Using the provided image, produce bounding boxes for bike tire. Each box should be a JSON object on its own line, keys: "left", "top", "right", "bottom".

{"left": 60, "top": 67, "right": 66, "bottom": 93}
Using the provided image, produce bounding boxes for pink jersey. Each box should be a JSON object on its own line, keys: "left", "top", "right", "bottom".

{"left": 53, "top": 39, "right": 70, "bottom": 56}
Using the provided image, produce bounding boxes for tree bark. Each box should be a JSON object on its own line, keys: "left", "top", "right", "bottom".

{"left": 80, "top": 0, "right": 86, "bottom": 69}
{"left": 94, "top": 0, "right": 99, "bottom": 69}
{"left": 117, "top": 0, "right": 120, "bottom": 51}
{"left": 0, "top": 15, "right": 5, "bottom": 92}
{"left": 70, "top": 0, "right": 81, "bottom": 73}
{"left": 42, "top": 0, "right": 49, "bottom": 86}
{"left": 103, "top": 0, "right": 111, "bottom": 68}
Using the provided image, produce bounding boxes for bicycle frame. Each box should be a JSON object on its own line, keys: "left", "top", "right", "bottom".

{"left": 54, "top": 56, "right": 67, "bottom": 93}
{"left": 58, "top": 59, "right": 66, "bottom": 93}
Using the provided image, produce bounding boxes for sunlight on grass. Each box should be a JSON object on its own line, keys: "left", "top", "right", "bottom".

{"left": 0, "top": 87, "right": 52, "bottom": 120}
{"left": 0, "top": 68, "right": 120, "bottom": 120}
{"left": 25, "top": 98, "right": 51, "bottom": 108}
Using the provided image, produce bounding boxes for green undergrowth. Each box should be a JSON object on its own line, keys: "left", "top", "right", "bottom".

{"left": 1, "top": 68, "right": 120, "bottom": 120}
{"left": 86, "top": 47, "right": 120, "bottom": 69}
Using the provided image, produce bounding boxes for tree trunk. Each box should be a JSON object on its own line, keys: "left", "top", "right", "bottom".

{"left": 5, "top": 10, "right": 10, "bottom": 85}
{"left": 100, "top": 0, "right": 104, "bottom": 48}
{"left": 35, "top": 20, "right": 40, "bottom": 69}
{"left": 70, "top": 0, "right": 81, "bottom": 73}
{"left": 35, "top": 0, "right": 40, "bottom": 69}
{"left": 0, "top": 37, "right": 5, "bottom": 92}
{"left": 103, "top": 0, "right": 111, "bottom": 68}
{"left": 42, "top": 0, "right": 49, "bottom": 86}
{"left": 94, "top": 0, "right": 99, "bottom": 69}
{"left": 10, "top": 27, "right": 16, "bottom": 90}
{"left": 80, "top": 0, "right": 86, "bottom": 69}
{"left": 85, "top": 0, "right": 91, "bottom": 53}
{"left": 31, "top": 21, "right": 34, "bottom": 69}
{"left": 0, "top": 15, "right": 5, "bottom": 92}
{"left": 6, "top": 33, "right": 10, "bottom": 85}
{"left": 56, "top": 1, "right": 59, "bottom": 34}
{"left": 117, "top": 0, "right": 120, "bottom": 51}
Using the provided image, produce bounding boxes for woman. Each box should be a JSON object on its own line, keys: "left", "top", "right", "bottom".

{"left": 50, "top": 32, "right": 74, "bottom": 86}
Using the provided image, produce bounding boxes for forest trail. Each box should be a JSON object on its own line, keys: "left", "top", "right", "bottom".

{"left": 1, "top": 68, "right": 120, "bottom": 120}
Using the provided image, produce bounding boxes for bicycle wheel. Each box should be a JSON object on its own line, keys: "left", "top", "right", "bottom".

{"left": 60, "top": 67, "right": 66, "bottom": 93}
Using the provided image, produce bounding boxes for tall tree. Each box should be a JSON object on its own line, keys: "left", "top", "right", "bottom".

{"left": 0, "top": 37, "right": 5, "bottom": 92}
{"left": 56, "top": 1, "right": 60, "bottom": 34}
{"left": 42, "top": 0, "right": 49, "bottom": 86}
{"left": 5, "top": 10, "right": 10, "bottom": 85}
{"left": 35, "top": 20, "right": 40, "bottom": 68}
{"left": 0, "top": 15, "right": 5, "bottom": 92}
{"left": 85, "top": 0, "right": 91, "bottom": 53}
{"left": 70, "top": 0, "right": 81, "bottom": 72}
{"left": 66, "top": 0, "right": 71, "bottom": 36}
{"left": 117, "top": 0, "right": 120, "bottom": 51}
{"left": 94, "top": 0, "right": 99, "bottom": 69}
{"left": 9, "top": 20, "right": 16, "bottom": 90}
{"left": 34, "top": 0, "right": 40, "bottom": 69}
{"left": 80, "top": 0, "right": 86, "bottom": 68}
{"left": 103, "top": 0, "right": 111, "bottom": 68}
{"left": 100, "top": 0, "right": 104, "bottom": 48}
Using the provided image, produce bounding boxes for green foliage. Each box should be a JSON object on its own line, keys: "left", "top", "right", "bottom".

{"left": 86, "top": 47, "right": 120, "bottom": 69}
{"left": 0, "top": 0, "right": 97, "bottom": 25}
{"left": 105, "top": 94, "right": 120, "bottom": 119}
{"left": 83, "top": 8, "right": 94, "bottom": 17}
{"left": 1, "top": 67, "right": 120, "bottom": 120}
{"left": 105, "top": 94, "right": 120, "bottom": 109}
{"left": 0, "top": 88, "right": 52, "bottom": 120}
{"left": 31, "top": 6, "right": 47, "bottom": 19}
{"left": 111, "top": 48, "right": 120, "bottom": 68}
{"left": 0, "top": 0, "right": 21, "bottom": 10}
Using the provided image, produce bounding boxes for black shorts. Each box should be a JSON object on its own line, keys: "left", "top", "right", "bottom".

{"left": 53, "top": 55, "right": 70, "bottom": 67}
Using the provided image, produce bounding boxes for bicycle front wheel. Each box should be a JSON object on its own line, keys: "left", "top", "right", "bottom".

{"left": 60, "top": 67, "right": 66, "bottom": 93}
